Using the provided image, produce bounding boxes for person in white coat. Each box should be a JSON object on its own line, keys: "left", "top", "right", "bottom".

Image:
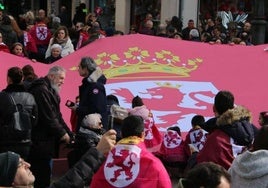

{"left": 45, "top": 25, "right": 74, "bottom": 58}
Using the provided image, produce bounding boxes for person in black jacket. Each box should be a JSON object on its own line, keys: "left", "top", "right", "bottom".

{"left": 69, "top": 57, "right": 108, "bottom": 132}
{"left": 27, "top": 66, "right": 73, "bottom": 188}
{"left": 68, "top": 113, "right": 105, "bottom": 168}
{"left": 50, "top": 129, "right": 117, "bottom": 188}
{"left": 0, "top": 66, "right": 37, "bottom": 160}
{"left": 0, "top": 129, "right": 116, "bottom": 188}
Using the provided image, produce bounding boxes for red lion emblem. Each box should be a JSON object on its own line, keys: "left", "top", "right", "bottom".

{"left": 106, "top": 149, "right": 138, "bottom": 182}
{"left": 165, "top": 131, "right": 181, "bottom": 147}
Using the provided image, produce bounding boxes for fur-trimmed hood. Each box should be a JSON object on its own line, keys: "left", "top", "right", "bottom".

{"left": 216, "top": 106, "right": 255, "bottom": 146}
{"left": 216, "top": 106, "right": 252, "bottom": 126}
{"left": 87, "top": 67, "right": 106, "bottom": 84}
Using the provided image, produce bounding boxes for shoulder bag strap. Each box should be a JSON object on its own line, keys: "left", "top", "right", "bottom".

{"left": 3, "top": 92, "right": 18, "bottom": 112}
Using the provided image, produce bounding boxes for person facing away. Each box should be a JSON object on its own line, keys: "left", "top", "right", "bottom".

{"left": 0, "top": 66, "right": 37, "bottom": 160}
{"left": 0, "top": 151, "right": 35, "bottom": 187}
{"left": 184, "top": 114, "right": 207, "bottom": 157}
{"left": 155, "top": 126, "right": 187, "bottom": 164}
{"left": 228, "top": 124, "right": 268, "bottom": 188}
{"left": 128, "top": 96, "right": 162, "bottom": 149}
{"left": 27, "top": 65, "right": 73, "bottom": 188}
{"left": 29, "top": 17, "right": 52, "bottom": 62}
{"left": 197, "top": 90, "right": 256, "bottom": 170}
{"left": 44, "top": 43, "right": 62, "bottom": 64}
{"left": 69, "top": 57, "right": 108, "bottom": 132}
{"left": 154, "top": 126, "right": 188, "bottom": 177}
{"left": 68, "top": 113, "right": 105, "bottom": 168}
{"left": 178, "top": 162, "right": 231, "bottom": 188}
{"left": 106, "top": 94, "right": 123, "bottom": 141}
{"left": 22, "top": 64, "right": 38, "bottom": 90}
{"left": 90, "top": 115, "right": 172, "bottom": 188}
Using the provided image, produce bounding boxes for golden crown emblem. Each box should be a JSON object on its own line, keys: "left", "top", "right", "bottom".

{"left": 71, "top": 47, "right": 203, "bottom": 79}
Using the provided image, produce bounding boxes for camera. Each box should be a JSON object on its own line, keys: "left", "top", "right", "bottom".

{"left": 65, "top": 100, "right": 75, "bottom": 107}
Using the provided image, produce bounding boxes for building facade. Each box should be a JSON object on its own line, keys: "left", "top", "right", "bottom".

{"left": 1, "top": 0, "right": 267, "bottom": 43}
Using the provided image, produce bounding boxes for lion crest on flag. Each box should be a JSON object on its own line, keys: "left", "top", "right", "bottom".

{"left": 36, "top": 26, "right": 48, "bottom": 41}
{"left": 104, "top": 145, "right": 141, "bottom": 187}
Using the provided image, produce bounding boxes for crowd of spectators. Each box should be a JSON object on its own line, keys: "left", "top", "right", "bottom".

{"left": 1, "top": 4, "right": 268, "bottom": 188}
{"left": 0, "top": 4, "right": 256, "bottom": 65}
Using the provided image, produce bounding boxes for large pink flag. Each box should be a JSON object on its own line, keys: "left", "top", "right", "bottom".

{"left": 1, "top": 34, "right": 268, "bottom": 132}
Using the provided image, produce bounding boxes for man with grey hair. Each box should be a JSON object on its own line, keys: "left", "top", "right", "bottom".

{"left": 69, "top": 57, "right": 108, "bottom": 132}
{"left": 28, "top": 65, "right": 73, "bottom": 188}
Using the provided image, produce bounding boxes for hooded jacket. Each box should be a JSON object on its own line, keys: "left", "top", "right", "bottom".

{"left": 76, "top": 67, "right": 108, "bottom": 132}
{"left": 228, "top": 150, "right": 268, "bottom": 188}
{"left": 129, "top": 106, "right": 162, "bottom": 148}
{"left": 197, "top": 106, "right": 255, "bottom": 169}
{"left": 128, "top": 105, "right": 150, "bottom": 120}
{"left": 90, "top": 137, "right": 172, "bottom": 188}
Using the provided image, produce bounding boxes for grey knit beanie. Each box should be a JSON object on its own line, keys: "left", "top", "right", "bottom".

{"left": 0, "top": 151, "right": 20, "bottom": 186}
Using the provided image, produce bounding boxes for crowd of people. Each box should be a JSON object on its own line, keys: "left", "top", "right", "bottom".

{"left": 136, "top": 12, "right": 253, "bottom": 45}
{"left": 0, "top": 4, "right": 267, "bottom": 188}
{"left": 0, "top": 3, "right": 255, "bottom": 65}
{"left": 0, "top": 57, "right": 268, "bottom": 187}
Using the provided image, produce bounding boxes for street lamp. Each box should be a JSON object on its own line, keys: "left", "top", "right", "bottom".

{"left": 251, "top": 0, "right": 267, "bottom": 45}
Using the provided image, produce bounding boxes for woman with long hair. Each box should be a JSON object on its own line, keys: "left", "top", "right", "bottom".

{"left": 45, "top": 25, "right": 74, "bottom": 58}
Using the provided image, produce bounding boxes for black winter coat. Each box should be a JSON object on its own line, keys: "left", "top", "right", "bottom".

{"left": 50, "top": 147, "right": 105, "bottom": 188}
{"left": 76, "top": 68, "right": 108, "bottom": 132}
{"left": 0, "top": 84, "right": 37, "bottom": 159}
{"left": 28, "top": 77, "right": 72, "bottom": 158}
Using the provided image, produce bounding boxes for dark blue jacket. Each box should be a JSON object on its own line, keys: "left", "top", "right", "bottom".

{"left": 76, "top": 69, "right": 108, "bottom": 132}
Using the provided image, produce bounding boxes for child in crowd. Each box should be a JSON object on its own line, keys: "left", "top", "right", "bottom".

{"left": 68, "top": 113, "right": 105, "bottom": 168}
{"left": 11, "top": 42, "right": 26, "bottom": 57}
{"left": 155, "top": 126, "right": 187, "bottom": 162}
{"left": 184, "top": 114, "right": 207, "bottom": 157}
{"left": 44, "top": 43, "right": 62, "bottom": 64}
{"left": 154, "top": 126, "right": 188, "bottom": 178}
{"left": 128, "top": 96, "right": 162, "bottom": 150}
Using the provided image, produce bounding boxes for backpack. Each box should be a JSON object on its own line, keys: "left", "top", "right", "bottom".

{"left": 0, "top": 92, "right": 32, "bottom": 145}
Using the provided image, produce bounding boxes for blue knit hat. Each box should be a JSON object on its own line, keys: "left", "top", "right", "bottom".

{"left": 0, "top": 151, "right": 20, "bottom": 186}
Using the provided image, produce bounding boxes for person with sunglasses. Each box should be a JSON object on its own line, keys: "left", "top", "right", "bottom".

{"left": 67, "top": 113, "right": 105, "bottom": 169}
